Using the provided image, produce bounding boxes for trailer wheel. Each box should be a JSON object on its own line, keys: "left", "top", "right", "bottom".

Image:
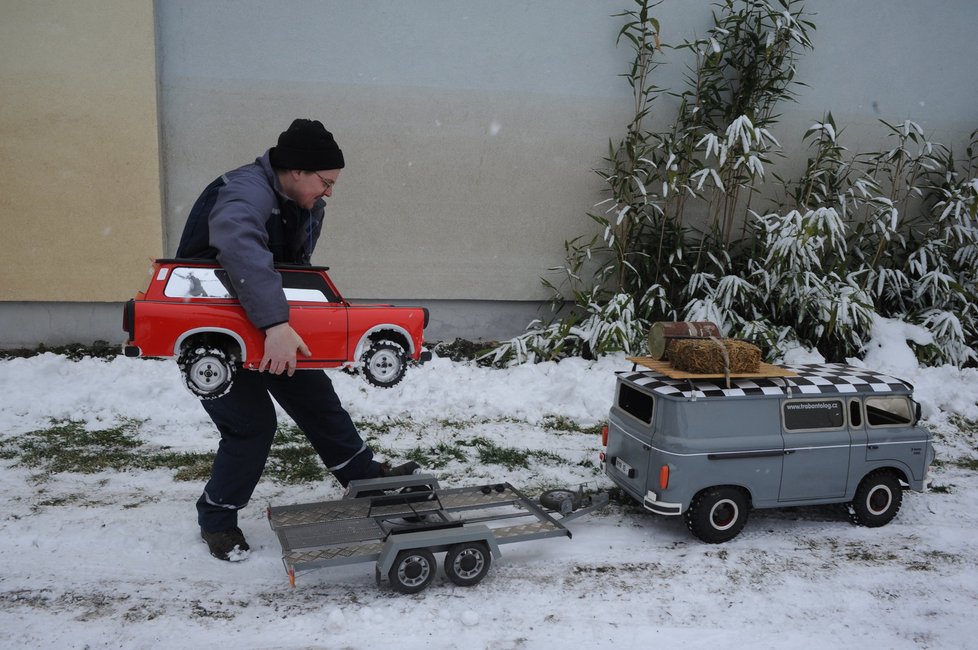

{"left": 848, "top": 470, "right": 902, "bottom": 527}
{"left": 389, "top": 548, "right": 436, "bottom": 594}
{"left": 444, "top": 542, "right": 492, "bottom": 587}
{"left": 178, "top": 344, "right": 235, "bottom": 399}
{"left": 684, "top": 486, "right": 749, "bottom": 544}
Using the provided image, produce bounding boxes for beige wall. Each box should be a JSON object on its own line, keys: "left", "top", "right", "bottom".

{"left": 0, "top": 1, "right": 162, "bottom": 302}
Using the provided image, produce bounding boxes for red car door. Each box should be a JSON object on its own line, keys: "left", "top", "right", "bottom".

{"left": 280, "top": 269, "right": 349, "bottom": 365}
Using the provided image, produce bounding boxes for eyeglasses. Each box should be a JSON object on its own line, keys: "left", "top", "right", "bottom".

{"left": 312, "top": 171, "right": 336, "bottom": 193}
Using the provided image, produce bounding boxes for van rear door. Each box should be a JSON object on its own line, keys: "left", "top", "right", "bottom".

{"left": 606, "top": 381, "right": 655, "bottom": 501}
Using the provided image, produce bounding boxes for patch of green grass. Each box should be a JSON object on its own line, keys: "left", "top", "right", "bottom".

{"left": 952, "top": 457, "right": 978, "bottom": 471}
{"left": 541, "top": 415, "right": 603, "bottom": 435}
{"left": 15, "top": 418, "right": 143, "bottom": 475}
{"left": 150, "top": 451, "right": 214, "bottom": 482}
{"left": 269, "top": 425, "right": 326, "bottom": 482}
{"left": 845, "top": 548, "right": 899, "bottom": 563}
{"left": 266, "top": 445, "right": 326, "bottom": 483}
{"left": 433, "top": 418, "right": 478, "bottom": 431}
{"left": 35, "top": 493, "right": 88, "bottom": 508}
{"left": 459, "top": 436, "right": 565, "bottom": 470}
{"left": 4, "top": 419, "right": 211, "bottom": 483}
{"left": 355, "top": 418, "right": 416, "bottom": 437}
{"left": 904, "top": 550, "right": 960, "bottom": 572}
{"left": 404, "top": 442, "right": 470, "bottom": 469}
{"left": 948, "top": 415, "right": 978, "bottom": 434}
{"left": 274, "top": 424, "right": 308, "bottom": 445}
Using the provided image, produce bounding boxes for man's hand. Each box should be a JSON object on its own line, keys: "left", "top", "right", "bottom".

{"left": 259, "top": 323, "right": 311, "bottom": 376}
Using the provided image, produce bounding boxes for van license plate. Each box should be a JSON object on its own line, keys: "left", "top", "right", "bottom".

{"left": 615, "top": 457, "right": 633, "bottom": 475}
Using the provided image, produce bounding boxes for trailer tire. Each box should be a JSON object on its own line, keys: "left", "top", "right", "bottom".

{"left": 444, "top": 542, "right": 492, "bottom": 587}
{"left": 389, "top": 548, "right": 437, "bottom": 594}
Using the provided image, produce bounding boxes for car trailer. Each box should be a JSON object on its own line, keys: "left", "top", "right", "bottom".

{"left": 267, "top": 473, "right": 608, "bottom": 593}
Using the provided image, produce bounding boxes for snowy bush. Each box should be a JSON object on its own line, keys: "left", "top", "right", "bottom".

{"left": 490, "top": 0, "right": 978, "bottom": 367}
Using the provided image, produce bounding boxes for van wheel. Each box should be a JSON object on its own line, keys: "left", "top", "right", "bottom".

{"left": 684, "top": 486, "right": 749, "bottom": 543}
{"left": 848, "top": 470, "right": 902, "bottom": 527}
{"left": 178, "top": 345, "right": 235, "bottom": 399}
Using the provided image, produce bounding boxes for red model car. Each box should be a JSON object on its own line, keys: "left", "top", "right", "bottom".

{"left": 123, "top": 259, "right": 430, "bottom": 398}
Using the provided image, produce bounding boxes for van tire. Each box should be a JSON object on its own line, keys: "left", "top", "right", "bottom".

{"left": 848, "top": 470, "right": 902, "bottom": 527}
{"left": 684, "top": 486, "right": 749, "bottom": 543}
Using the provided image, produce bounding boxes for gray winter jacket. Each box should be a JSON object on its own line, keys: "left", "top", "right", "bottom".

{"left": 175, "top": 150, "right": 325, "bottom": 329}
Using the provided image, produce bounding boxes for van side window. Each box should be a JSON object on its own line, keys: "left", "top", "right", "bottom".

{"left": 783, "top": 399, "right": 844, "bottom": 431}
{"left": 865, "top": 396, "right": 913, "bottom": 427}
{"left": 618, "top": 383, "right": 654, "bottom": 424}
{"left": 849, "top": 399, "right": 862, "bottom": 427}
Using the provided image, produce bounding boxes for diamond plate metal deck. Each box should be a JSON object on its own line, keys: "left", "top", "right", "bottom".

{"left": 277, "top": 517, "right": 384, "bottom": 552}
{"left": 270, "top": 500, "right": 370, "bottom": 528}
{"left": 491, "top": 520, "right": 562, "bottom": 540}
{"left": 269, "top": 480, "right": 584, "bottom": 580}
{"left": 284, "top": 541, "right": 385, "bottom": 569}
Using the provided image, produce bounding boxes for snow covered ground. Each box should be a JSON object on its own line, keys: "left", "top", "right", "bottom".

{"left": 1, "top": 330, "right": 976, "bottom": 649}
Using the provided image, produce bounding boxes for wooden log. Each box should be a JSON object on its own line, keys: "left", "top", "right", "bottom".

{"left": 647, "top": 321, "right": 722, "bottom": 360}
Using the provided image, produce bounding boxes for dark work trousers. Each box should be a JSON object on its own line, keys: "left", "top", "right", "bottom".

{"left": 196, "top": 368, "right": 381, "bottom": 532}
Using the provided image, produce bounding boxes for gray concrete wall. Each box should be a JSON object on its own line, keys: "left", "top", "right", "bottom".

{"left": 155, "top": 0, "right": 978, "bottom": 301}
{"left": 156, "top": 0, "right": 634, "bottom": 301}
{"left": 2, "top": 0, "right": 977, "bottom": 349}
{"left": 0, "top": 299, "right": 553, "bottom": 349}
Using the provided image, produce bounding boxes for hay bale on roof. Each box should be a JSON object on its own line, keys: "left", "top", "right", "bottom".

{"left": 670, "top": 338, "right": 761, "bottom": 374}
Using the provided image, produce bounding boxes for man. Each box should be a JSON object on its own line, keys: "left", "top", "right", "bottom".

{"left": 176, "top": 119, "right": 416, "bottom": 561}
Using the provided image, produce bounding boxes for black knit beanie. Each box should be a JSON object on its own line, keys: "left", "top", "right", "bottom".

{"left": 269, "top": 119, "right": 345, "bottom": 171}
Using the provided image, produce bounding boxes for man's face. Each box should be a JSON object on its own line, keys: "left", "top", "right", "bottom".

{"left": 290, "top": 169, "right": 340, "bottom": 210}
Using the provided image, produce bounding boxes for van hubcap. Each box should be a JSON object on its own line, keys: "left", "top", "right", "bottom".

{"left": 710, "top": 499, "right": 738, "bottom": 530}
{"left": 867, "top": 486, "right": 892, "bottom": 515}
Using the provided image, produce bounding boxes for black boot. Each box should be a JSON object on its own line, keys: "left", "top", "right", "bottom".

{"left": 200, "top": 526, "right": 251, "bottom": 562}
{"left": 379, "top": 460, "right": 421, "bottom": 477}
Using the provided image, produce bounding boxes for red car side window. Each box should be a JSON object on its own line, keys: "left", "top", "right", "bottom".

{"left": 164, "top": 267, "right": 234, "bottom": 299}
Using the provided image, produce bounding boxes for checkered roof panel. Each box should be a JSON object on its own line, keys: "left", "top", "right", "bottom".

{"left": 619, "top": 363, "right": 913, "bottom": 399}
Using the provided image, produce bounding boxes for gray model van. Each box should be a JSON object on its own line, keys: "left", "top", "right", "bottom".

{"left": 602, "top": 362, "right": 935, "bottom": 543}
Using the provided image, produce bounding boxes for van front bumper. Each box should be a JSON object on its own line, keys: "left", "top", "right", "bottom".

{"left": 643, "top": 491, "right": 683, "bottom": 516}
